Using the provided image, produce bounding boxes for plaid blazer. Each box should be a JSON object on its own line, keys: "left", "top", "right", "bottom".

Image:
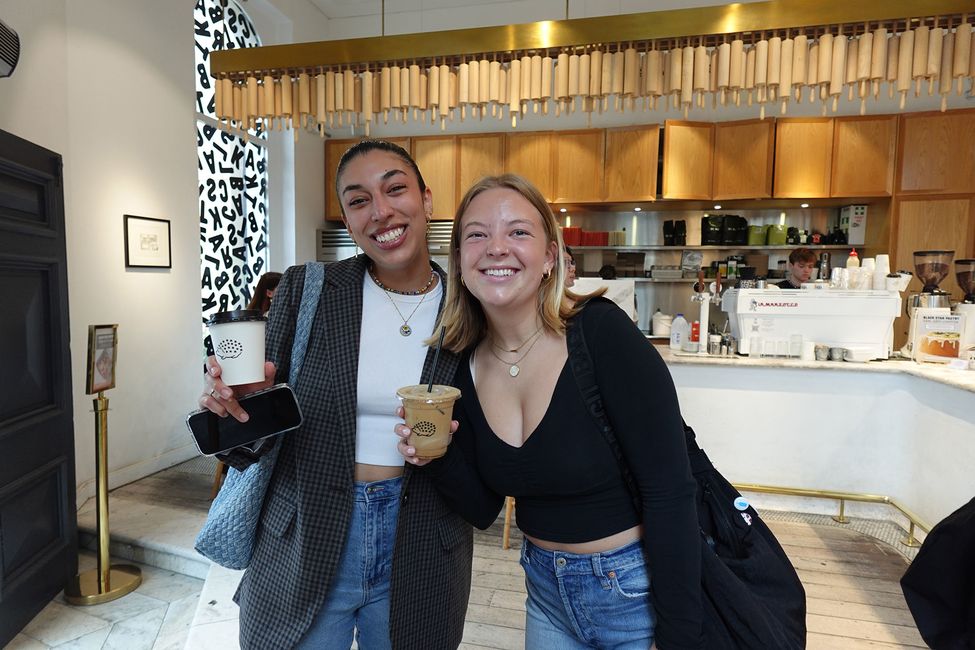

{"left": 231, "top": 256, "right": 471, "bottom": 649}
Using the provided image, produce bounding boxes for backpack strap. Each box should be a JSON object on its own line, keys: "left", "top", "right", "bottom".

{"left": 288, "top": 261, "right": 325, "bottom": 386}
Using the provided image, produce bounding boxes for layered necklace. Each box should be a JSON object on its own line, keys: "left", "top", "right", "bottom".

{"left": 369, "top": 266, "right": 437, "bottom": 336}
{"left": 487, "top": 325, "right": 544, "bottom": 377}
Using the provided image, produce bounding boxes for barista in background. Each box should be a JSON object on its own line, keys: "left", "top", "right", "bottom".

{"left": 777, "top": 248, "right": 817, "bottom": 289}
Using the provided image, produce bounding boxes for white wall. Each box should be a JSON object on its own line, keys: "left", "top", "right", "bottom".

{"left": 0, "top": 0, "right": 328, "bottom": 506}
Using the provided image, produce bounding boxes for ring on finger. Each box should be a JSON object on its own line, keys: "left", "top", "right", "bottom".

{"left": 209, "top": 388, "right": 218, "bottom": 398}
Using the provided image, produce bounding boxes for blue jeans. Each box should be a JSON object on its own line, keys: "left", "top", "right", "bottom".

{"left": 520, "top": 537, "right": 656, "bottom": 649}
{"left": 297, "top": 476, "right": 401, "bottom": 650}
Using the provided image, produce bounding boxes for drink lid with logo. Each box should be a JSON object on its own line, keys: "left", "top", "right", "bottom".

{"left": 208, "top": 309, "right": 266, "bottom": 326}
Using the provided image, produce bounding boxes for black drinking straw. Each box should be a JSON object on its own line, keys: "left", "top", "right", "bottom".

{"left": 428, "top": 326, "right": 446, "bottom": 392}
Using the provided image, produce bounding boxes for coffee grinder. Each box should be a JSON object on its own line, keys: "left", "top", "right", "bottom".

{"left": 903, "top": 250, "right": 954, "bottom": 357}
{"left": 954, "top": 259, "right": 975, "bottom": 356}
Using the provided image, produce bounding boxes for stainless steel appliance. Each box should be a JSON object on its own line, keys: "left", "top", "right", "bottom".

{"left": 954, "top": 259, "right": 975, "bottom": 356}
{"left": 317, "top": 222, "right": 452, "bottom": 269}
{"left": 903, "top": 250, "right": 954, "bottom": 357}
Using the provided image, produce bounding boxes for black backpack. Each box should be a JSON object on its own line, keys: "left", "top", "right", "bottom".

{"left": 567, "top": 307, "right": 807, "bottom": 649}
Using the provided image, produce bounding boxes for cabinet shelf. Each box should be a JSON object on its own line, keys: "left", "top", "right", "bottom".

{"left": 572, "top": 244, "right": 855, "bottom": 252}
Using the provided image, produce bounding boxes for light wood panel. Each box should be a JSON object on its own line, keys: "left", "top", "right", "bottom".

{"left": 662, "top": 120, "right": 714, "bottom": 200}
{"left": 713, "top": 118, "right": 775, "bottom": 200}
{"left": 774, "top": 118, "right": 834, "bottom": 198}
{"left": 891, "top": 197, "right": 975, "bottom": 347}
{"left": 898, "top": 109, "right": 975, "bottom": 195}
{"left": 830, "top": 116, "right": 897, "bottom": 198}
{"left": 504, "top": 132, "right": 554, "bottom": 201}
{"left": 603, "top": 125, "right": 660, "bottom": 202}
{"left": 458, "top": 134, "right": 505, "bottom": 202}
{"left": 552, "top": 130, "right": 605, "bottom": 203}
{"left": 324, "top": 137, "right": 412, "bottom": 221}
{"left": 412, "top": 136, "right": 458, "bottom": 220}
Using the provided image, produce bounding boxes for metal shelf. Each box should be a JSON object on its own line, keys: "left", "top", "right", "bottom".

{"left": 572, "top": 244, "right": 856, "bottom": 252}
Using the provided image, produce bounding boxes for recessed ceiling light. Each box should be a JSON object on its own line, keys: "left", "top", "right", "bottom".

{"left": 713, "top": 204, "right": 721, "bottom": 210}
{"left": 800, "top": 203, "right": 809, "bottom": 208}
{"left": 559, "top": 208, "right": 567, "bottom": 213}
{"left": 634, "top": 207, "right": 642, "bottom": 212}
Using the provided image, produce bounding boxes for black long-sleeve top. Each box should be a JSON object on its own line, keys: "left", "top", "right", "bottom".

{"left": 424, "top": 299, "right": 704, "bottom": 649}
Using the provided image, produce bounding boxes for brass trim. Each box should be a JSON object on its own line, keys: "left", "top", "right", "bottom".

{"left": 212, "top": 0, "right": 973, "bottom": 75}
{"left": 735, "top": 482, "right": 931, "bottom": 544}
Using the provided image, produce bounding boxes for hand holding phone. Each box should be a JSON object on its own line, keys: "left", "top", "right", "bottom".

{"left": 187, "top": 383, "right": 302, "bottom": 456}
{"left": 202, "top": 356, "right": 277, "bottom": 422}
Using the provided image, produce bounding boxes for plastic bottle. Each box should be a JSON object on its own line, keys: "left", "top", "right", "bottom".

{"left": 846, "top": 249, "right": 860, "bottom": 268}
{"left": 670, "top": 313, "right": 688, "bottom": 351}
{"left": 683, "top": 320, "right": 701, "bottom": 353}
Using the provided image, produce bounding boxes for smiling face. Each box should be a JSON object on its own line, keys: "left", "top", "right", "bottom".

{"left": 458, "top": 187, "right": 558, "bottom": 317}
{"left": 338, "top": 149, "right": 432, "bottom": 279}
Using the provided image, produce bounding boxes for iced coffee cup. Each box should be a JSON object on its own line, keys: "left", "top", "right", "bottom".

{"left": 396, "top": 384, "right": 461, "bottom": 460}
{"left": 207, "top": 309, "right": 266, "bottom": 385}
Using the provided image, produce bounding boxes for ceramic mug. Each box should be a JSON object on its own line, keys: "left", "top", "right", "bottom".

{"left": 829, "top": 347, "right": 846, "bottom": 361}
{"left": 814, "top": 344, "right": 830, "bottom": 361}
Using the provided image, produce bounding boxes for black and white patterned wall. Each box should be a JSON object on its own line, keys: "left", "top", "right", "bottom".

{"left": 194, "top": 0, "right": 269, "bottom": 327}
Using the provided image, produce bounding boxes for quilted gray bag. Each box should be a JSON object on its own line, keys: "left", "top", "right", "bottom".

{"left": 194, "top": 262, "right": 324, "bottom": 570}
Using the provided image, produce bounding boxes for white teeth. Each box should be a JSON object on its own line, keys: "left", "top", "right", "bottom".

{"left": 375, "top": 227, "right": 405, "bottom": 244}
{"left": 484, "top": 268, "right": 515, "bottom": 277}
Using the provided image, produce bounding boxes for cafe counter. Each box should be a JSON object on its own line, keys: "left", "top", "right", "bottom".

{"left": 655, "top": 347, "right": 975, "bottom": 533}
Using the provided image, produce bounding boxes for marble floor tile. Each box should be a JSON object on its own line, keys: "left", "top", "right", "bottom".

{"left": 4, "top": 635, "right": 48, "bottom": 649}
{"left": 190, "top": 565, "right": 243, "bottom": 626}
{"left": 20, "top": 602, "right": 110, "bottom": 647}
{"left": 67, "top": 591, "right": 168, "bottom": 625}
{"left": 50, "top": 626, "right": 110, "bottom": 649}
{"left": 151, "top": 592, "right": 201, "bottom": 650}
{"left": 101, "top": 606, "right": 167, "bottom": 650}
{"left": 184, "top": 619, "right": 240, "bottom": 650}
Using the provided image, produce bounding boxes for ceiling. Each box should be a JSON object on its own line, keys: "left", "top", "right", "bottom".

{"left": 307, "top": 0, "right": 517, "bottom": 19}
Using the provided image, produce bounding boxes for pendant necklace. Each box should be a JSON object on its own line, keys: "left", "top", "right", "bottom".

{"left": 487, "top": 328, "right": 544, "bottom": 377}
{"left": 369, "top": 267, "right": 436, "bottom": 336}
{"left": 491, "top": 324, "right": 543, "bottom": 354}
{"left": 379, "top": 289, "right": 428, "bottom": 336}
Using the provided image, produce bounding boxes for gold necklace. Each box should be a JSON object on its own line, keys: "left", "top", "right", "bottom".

{"left": 369, "top": 266, "right": 436, "bottom": 295}
{"left": 490, "top": 324, "right": 544, "bottom": 354}
{"left": 379, "top": 289, "right": 429, "bottom": 336}
{"left": 487, "top": 329, "right": 544, "bottom": 377}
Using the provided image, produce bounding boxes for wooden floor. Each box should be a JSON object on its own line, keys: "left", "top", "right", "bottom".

{"left": 462, "top": 517, "right": 925, "bottom": 650}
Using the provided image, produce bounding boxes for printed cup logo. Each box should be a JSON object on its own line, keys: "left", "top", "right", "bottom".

{"left": 216, "top": 338, "right": 244, "bottom": 360}
{"left": 412, "top": 420, "right": 437, "bottom": 437}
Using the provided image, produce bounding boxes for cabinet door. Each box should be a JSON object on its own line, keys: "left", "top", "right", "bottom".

{"left": 898, "top": 110, "right": 975, "bottom": 195}
{"left": 713, "top": 118, "right": 774, "bottom": 200}
{"left": 458, "top": 134, "right": 504, "bottom": 201}
{"left": 662, "top": 120, "right": 713, "bottom": 200}
{"left": 830, "top": 115, "right": 896, "bottom": 197}
{"left": 891, "top": 197, "right": 975, "bottom": 347}
{"left": 325, "top": 138, "right": 356, "bottom": 221}
{"left": 412, "top": 136, "right": 457, "bottom": 220}
{"left": 773, "top": 118, "right": 834, "bottom": 198}
{"left": 604, "top": 126, "right": 659, "bottom": 202}
{"left": 552, "top": 130, "right": 604, "bottom": 203}
{"left": 505, "top": 132, "right": 554, "bottom": 200}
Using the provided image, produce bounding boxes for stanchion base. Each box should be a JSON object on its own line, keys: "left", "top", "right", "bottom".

{"left": 64, "top": 565, "right": 142, "bottom": 605}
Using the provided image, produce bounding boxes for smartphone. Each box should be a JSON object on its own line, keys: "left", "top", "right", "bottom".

{"left": 186, "top": 383, "right": 303, "bottom": 456}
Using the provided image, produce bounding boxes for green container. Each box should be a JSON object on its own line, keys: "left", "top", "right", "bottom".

{"left": 766, "top": 224, "right": 787, "bottom": 246}
{"left": 747, "top": 225, "right": 768, "bottom": 246}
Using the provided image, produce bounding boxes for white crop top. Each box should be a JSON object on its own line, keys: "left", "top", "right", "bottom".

{"left": 355, "top": 273, "right": 442, "bottom": 466}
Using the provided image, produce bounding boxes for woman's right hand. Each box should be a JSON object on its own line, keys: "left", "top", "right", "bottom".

{"left": 394, "top": 405, "right": 458, "bottom": 467}
{"left": 199, "top": 356, "right": 276, "bottom": 422}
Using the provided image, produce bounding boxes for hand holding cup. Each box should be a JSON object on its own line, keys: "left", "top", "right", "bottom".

{"left": 395, "top": 405, "right": 459, "bottom": 466}
{"left": 201, "top": 356, "right": 277, "bottom": 422}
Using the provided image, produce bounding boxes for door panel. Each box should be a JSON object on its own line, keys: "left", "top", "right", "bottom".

{"left": 0, "top": 129, "right": 76, "bottom": 646}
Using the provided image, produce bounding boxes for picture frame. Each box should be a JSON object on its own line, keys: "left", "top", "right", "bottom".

{"left": 124, "top": 215, "right": 171, "bottom": 268}
{"left": 86, "top": 324, "right": 118, "bottom": 394}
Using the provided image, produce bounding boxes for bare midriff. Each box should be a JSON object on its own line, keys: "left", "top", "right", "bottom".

{"left": 355, "top": 462, "right": 405, "bottom": 483}
{"left": 526, "top": 524, "right": 643, "bottom": 554}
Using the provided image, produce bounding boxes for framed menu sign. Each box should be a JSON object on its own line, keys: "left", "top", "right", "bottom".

{"left": 86, "top": 324, "right": 118, "bottom": 393}
{"left": 912, "top": 309, "right": 963, "bottom": 364}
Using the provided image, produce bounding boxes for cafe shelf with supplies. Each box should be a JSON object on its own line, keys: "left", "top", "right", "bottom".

{"left": 572, "top": 245, "right": 856, "bottom": 252}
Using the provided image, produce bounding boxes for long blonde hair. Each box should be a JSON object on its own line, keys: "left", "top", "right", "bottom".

{"left": 432, "top": 174, "right": 601, "bottom": 353}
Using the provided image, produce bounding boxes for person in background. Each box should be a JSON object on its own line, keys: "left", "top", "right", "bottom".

{"left": 777, "top": 247, "right": 817, "bottom": 289}
{"left": 245, "top": 271, "right": 282, "bottom": 314}
{"left": 199, "top": 140, "right": 472, "bottom": 650}
{"left": 563, "top": 246, "right": 577, "bottom": 288}
{"left": 398, "top": 174, "right": 703, "bottom": 649}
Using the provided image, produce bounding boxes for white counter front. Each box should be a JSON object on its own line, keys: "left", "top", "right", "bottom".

{"left": 656, "top": 348, "right": 975, "bottom": 531}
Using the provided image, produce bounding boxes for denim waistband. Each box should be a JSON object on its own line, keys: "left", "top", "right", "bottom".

{"left": 523, "top": 537, "right": 647, "bottom": 577}
{"left": 352, "top": 475, "right": 403, "bottom": 503}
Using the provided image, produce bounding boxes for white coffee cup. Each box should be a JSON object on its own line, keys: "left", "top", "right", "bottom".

{"left": 208, "top": 309, "right": 267, "bottom": 385}
{"left": 801, "top": 341, "right": 816, "bottom": 361}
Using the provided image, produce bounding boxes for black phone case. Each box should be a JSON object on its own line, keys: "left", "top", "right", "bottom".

{"left": 186, "top": 383, "right": 303, "bottom": 456}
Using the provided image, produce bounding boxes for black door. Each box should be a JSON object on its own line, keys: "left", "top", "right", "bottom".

{"left": 0, "top": 129, "right": 77, "bottom": 645}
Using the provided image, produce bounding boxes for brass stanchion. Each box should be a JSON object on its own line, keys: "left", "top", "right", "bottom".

{"left": 65, "top": 392, "right": 141, "bottom": 605}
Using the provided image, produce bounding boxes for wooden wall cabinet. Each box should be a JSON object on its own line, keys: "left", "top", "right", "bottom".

{"left": 412, "top": 136, "right": 457, "bottom": 220}
{"left": 712, "top": 118, "right": 774, "bottom": 200}
{"left": 662, "top": 120, "right": 714, "bottom": 200}
{"left": 898, "top": 109, "right": 975, "bottom": 195}
{"left": 505, "top": 132, "right": 554, "bottom": 201}
{"left": 324, "top": 137, "right": 411, "bottom": 221}
{"left": 552, "top": 130, "right": 605, "bottom": 203}
{"left": 773, "top": 118, "right": 834, "bottom": 198}
{"left": 457, "top": 134, "right": 504, "bottom": 204}
{"left": 603, "top": 125, "right": 659, "bottom": 202}
{"left": 830, "top": 115, "right": 897, "bottom": 197}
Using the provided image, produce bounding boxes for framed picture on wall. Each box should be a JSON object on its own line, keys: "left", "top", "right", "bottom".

{"left": 124, "top": 214, "right": 171, "bottom": 268}
{"left": 86, "top": 324, "right": 118, "bottom": 394}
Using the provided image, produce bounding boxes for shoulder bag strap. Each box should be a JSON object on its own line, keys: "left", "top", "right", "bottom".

{"left": 288, "top": 262, "right": 325, "bottom": 386}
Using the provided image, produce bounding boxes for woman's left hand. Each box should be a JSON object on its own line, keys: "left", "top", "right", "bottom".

{"left": 394, "top": 405, "right": 458, "bottom": 466}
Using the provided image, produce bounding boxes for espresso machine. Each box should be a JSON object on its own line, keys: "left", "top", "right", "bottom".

{"left": 903, "top": 250, "right": 954, "bottom": 357}
{"left": 954, "top": 259, "right": 975, "bottom": 355}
